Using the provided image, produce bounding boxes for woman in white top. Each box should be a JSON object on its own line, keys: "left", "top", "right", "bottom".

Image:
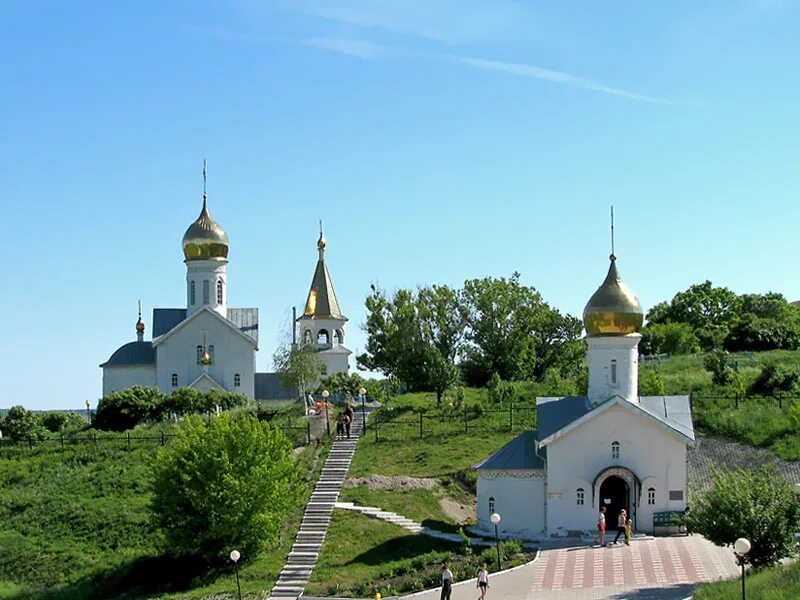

{"left": 440, "top": 564, "right": 453, "bottom": 600}
{"left": 476, "top": 564, "right": 489, "bottom": 599}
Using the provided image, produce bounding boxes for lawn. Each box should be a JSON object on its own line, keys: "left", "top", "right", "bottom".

{"left": 693, "top": 561, "right": 800, "bottom": 599}
{"left": 0, "top": 422, "right": 327, "bottom": 600}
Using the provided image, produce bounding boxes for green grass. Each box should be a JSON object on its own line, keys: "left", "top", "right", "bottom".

{"left": 693, "top": 561, "right": 800, "bottom": 599}
{"left": 0, "top": 422, "right": 327, "bottom": 599}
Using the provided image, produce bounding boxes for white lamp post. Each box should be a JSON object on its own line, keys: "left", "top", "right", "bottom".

{"left": 490, "top": 512, "right": 502, "bottom": 571}
{"left": 229, "top": 549, "right": 242, "bottom": 600}
{"left": 734, "top": 537, "right": 751, "bottom": 600}
{"left": 85, "top": 400, "right": 91, "bottom": 423}
{"left": 359, "top": 386, "right": 367, "bottom": 430}
{"left": 322, "top": 389, "right": 330, "bottom": 436}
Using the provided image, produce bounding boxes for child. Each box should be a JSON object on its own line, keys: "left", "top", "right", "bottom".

{"left": 476, "top": 563, "right": 489, "bottom": 599}
{"left": 335, "top": 413, "right": 345, "bottom": 439}
{"left": 624, "top": 518, "right": 632, "bottom": 546}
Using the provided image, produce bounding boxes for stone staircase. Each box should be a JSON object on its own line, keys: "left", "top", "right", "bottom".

{"left": 269, "top": 413, "right": 367, "bottom": 598}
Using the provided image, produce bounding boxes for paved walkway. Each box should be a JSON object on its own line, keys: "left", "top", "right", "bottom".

{"left": 402, "top": 536, "right": 738, "bottom": 600}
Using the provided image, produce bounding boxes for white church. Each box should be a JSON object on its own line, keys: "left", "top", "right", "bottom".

{"left": 473, "top": 253, "right": 695, "bottom": 538}
{"left": 100, "top": 177, "right": 351, "bottom": 400}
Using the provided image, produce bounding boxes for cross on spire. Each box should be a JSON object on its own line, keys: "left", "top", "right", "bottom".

{"left": 610, "top": 205, "right": 616, "bottom": 261}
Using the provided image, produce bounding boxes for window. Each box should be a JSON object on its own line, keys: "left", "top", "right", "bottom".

{"left": 317, "top": 329, "right": 329, "bottom": 345}
{"left": 217, "top": 279, "right": 223, "bottom": 304}
{"left": 669, "top": 490, "right": 684, "bottom": 501}
{"left": 611, "top": 359, "right": 618, "bottom": 384}
{"left": 303, "top": 329, "right": 312, "bottom": 344}
{"left": 197, "top": 345, "right": 204, "bottom": 364}
{"left": 648, "top": 487, "right": 656, "bottom": 505}
{"left": 334, "top": 329, "right": 343, "bottom": 345}
{"left": 208, "top": 345, "right": 215, "bottom": 364}
{"left": 234, "top": 373, "right": 241, "bottom": 387}
{"left": 203, "top": 280, "right": 210, "bottom": 304}
{"left": 488, "top": 497, "right": 495, "bottom": 513}
{"left": 612, "top": 441, "right": 620, "bottom": 459}
{"left": 190, "top": 281, "right": 196, "bottom": 305}
{"left": 577, "top": 488, "right": 585, "bottom": 505}
{"left": 171, "top": 373, "right": 178, "bottom": 387}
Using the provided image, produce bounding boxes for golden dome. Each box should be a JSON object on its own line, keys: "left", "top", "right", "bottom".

{"left": 135, "top": 317, "right": 145, "bottom": 334}
{"left": 182, "top": 197, "right": 229, "bottom": 261}
{"left": 583, "top": 255, "right": 643, "bottom": 336}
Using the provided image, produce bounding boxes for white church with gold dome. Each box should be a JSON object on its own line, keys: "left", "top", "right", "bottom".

{"left": 473, "top": 253, "right": 695, "bottom": 538}
{"left": 100, "top": 173, "right": 350, "bottom": 400}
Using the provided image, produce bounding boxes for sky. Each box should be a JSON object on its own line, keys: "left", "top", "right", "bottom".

{"left": 1, "top": 0, "right": 799, "bottom": 410}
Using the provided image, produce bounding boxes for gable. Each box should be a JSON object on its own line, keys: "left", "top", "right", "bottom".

{"left": 152, "top": 307, "right": 258, "bottom": 349}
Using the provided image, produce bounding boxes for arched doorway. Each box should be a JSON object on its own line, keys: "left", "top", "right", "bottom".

{"left": 599, "top": 475, "right": 629, "bottom": 532}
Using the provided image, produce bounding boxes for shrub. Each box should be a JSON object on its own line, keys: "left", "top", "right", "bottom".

{"left": 750, "top": 363, "right": 800, "bottom": 396}
{"left": 95, "top": 386, "right": 164, "bottom": 431}
{"left": 2, "top": 406, "right": 48, "bottom": 442}
{"left": 704, "top": 351, "right": 736, "bottom": 386}
{"left": 487, "top": 374, "right": 516, "bottom": 404}
{"left": 40, "top": 411, "right": 85, "bottom": 433}
{"left": 687, "top": 467, "right": 800, "bottom": 568}
{"left": 639, "top": 367, "right": 666, "bottom": 396}
{"left": 151, "top": 414, "right": 301, "bottom": 562}
{"left": 641, "top": 322, "right": 701, "bottom": 356}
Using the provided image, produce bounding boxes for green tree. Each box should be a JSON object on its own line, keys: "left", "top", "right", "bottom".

{"left": 95, "top": 386, "right": 164, "bottom": 431}
{"left": 725, "top": 293, "right": 800, "bottom": 352}
{"left": 41, "top": 411, "right": 85, "bottom": 433}
{"left": 151, "top": 414, "right": 301, "bottom": 562}
{"left": 274, "top": 342, "right": 326, "bottom": 403}
{"left": 161, "top": 387, "right": 205, "bottom": 417}
{"left": 2, "top": 406, "right": 48, "bottom": 442}
{"left": 639, "top": 367, "right": 666, "bottom": 396}
{"left": 750, "top": 363, "right": 800, "bottom": 396}
{"left": 704, "top": 350, "right": 736, "bottom": 387}
{"left": 687, "top": 467, "right": 800, "bottom": 567}
{"left": 640, "top": 322, "right": 701, "bottom": 356}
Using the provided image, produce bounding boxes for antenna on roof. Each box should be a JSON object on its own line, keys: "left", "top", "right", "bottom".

{"left": 610, "top": 205, "right": 616, "bottom": 261}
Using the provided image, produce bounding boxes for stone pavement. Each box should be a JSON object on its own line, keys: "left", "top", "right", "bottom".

{"left": 401, "top": 536, "right": 738, "bottom": 600}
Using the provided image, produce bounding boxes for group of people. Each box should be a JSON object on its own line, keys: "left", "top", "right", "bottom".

{"left": 439, "top": 563, "right": 490, "bottom": 600}
{"left": 596, "top": 506, "right": 632, "bottom": 547}
{"left": 335, "top": 403, "right": 355, "bottom": 439}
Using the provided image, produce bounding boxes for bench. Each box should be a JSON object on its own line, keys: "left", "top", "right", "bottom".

{"left": 653, "top": 511, "right": 687, "bottom": 535}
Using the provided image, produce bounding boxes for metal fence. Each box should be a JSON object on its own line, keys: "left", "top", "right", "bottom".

{"left": 690, "top": 393, "right": 800, "bottom": 410}
{"left": 370, "top": 404, "right": 537, "bottom": 442}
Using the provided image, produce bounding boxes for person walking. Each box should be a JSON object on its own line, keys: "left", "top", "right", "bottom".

{"left": 335, "top": 413, "right": 345, "bottom": 440}
{"left": 440, "top": 563, "right": 453, "bottom": 600}
{"left": 597, "top": 507, "right": 607, "bottom": 547}
{"left": 624, "top": 517, "right": 633, "bottom": 546}
{"left": 476, "top": 563, "right": 489, "bottom": 599}
{"left": 613, "top": 509, "right": 627, "bottom": 544}
{"left": 344, "top": 403, "right": 354, "bottom": 438}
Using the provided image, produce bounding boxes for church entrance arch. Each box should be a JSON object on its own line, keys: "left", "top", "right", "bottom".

{"left": 594, "top": 466, "right": 639, "bottom": 530}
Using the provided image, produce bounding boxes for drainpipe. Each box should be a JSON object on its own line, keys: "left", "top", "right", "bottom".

{"left": 535, "top": 440, "right": 548, "bottom": 535}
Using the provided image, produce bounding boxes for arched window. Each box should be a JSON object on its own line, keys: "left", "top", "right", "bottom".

{"left": 488, "top": 496, "right": 495, "bottom": 514}
{"left": 576, "top": 488, "right": 585, "bottom": 505}
{"left": 190, "top": 281, "right": 196, "bottom": 305}
{"left": 203, "top": 280, "right": 210, "bottom": 304}
{"left": 612, "top": 441, "right": 620, "bottom": 459}
{"left": 217, "top": 279, "right": 224, "bottom": 304}
{"left": 647, "top": 487, "right": 656, "bottom": 505}
{"left": 196, "top": 345, "right": 203, "bottom": 364}
{"left": 317, "top": 329, "right": 329, "bottom": 345}
{"left": 208, "top": 345, "right": 215, "bottom": 364}
{"left": 334, "top": 329, "right": 343, "bottom": 345}
{"left": 234, "top": 373, "right": 241, "bottom": 387}
{"left": 303, "top": 329, "right": 312, "bottom": 344}
{"left": 171, "top": 373, "right": 178, "bottom": 387}
{"left": 611, "top": 359, "right": 618, "bottom": 385}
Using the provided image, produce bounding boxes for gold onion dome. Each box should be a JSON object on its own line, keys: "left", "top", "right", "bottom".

{"left": 135, "top": 317, "right": 145, "bottom": 334}
{"left": 583, "top": 254, "right": 643, "bottom": 336}
{"left": 182, "top": 197, "right": 229, "bottom": 261}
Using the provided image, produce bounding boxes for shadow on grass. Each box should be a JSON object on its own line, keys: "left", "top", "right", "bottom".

{"left": 421, "top": 518, "right": 461, "bottom": 534}
{"left": 9, "top": 555, "right": 233, "bottom": 600}
{"left": 344, "top": 533, "right": 460, "bottom": 568}
{"left": 609, "top": 583, "right": 695, "bottom": 599}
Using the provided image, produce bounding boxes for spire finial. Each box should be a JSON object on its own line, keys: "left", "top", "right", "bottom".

{"left": 610, "top": 205, "right": 616, "bottom": 262}
{"left": 138, "top": 300, "right": 142, "bottom": 320}
{"left": 202, "top": 159, "right": 208, "bottom": 210}
{"left": 136, "top": 300, "right": 145, "bottom": 340}
{"left": 317, "top": 219, "right": 326, "bottom": 256}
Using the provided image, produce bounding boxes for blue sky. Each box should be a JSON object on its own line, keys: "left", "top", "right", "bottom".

{"left": 1, "top": 1, "right": 799, "bottom": 410}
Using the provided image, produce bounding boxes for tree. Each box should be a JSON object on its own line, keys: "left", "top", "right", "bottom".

{"left": 151, "top": 414, "right": 301, "bottom": 562}
{"left": 41, "top": 411, "right": 85, "bottom": 433}
{"left": 94, "top": 386, "right": 164, "bottom": 431}
{"left": 687, "top": 467, "right": 800, "bottom": 567}
{"left": 704, "top": 350, "right": 736, "bottom": 387}
{"left": 750, "top": 363, "right": 800, "bottom": 396}
{"left": 274, "top": 342, "right": 326, "bottom": 403}
{"left": 725, "top": 293, "right": 800, "bottom": 352}
{"left": 2, "top": 406, "right": 48, "bottom": 442}
{"left": 640, "top": 322, "right": 700, "bottom": 356}
{"left": 639, "top": 367, "right": 666, "bottom": 396}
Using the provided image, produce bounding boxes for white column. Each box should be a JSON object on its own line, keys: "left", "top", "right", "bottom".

{"left": 587, "top": 334, "right": 641, "bottom": 406}
{"left": 186, "top": 259, "right": 228, "bottom": 318}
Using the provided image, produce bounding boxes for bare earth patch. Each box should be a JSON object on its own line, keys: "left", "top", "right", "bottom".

{"left": 344, "top": 475, "right": 438, "bottom": 491}
{"left": 440, "top": 496, "right": 476, "bottom": 525}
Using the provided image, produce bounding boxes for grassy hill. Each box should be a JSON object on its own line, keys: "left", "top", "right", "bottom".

{"left": 693, "top": 560, "right": 800, "bottom": 599}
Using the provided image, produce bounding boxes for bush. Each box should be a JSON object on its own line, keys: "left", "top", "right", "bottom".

{"left": 95, "top": 386, "right": 164, "bottom": 431}
{"left": 639, "top": 367, "right": 666, "bottom": 396}
{"left": 704, "top": 351, "right": 736, "bottom": 386}
{"left": 750, "top": 363, "right": 800, "bottom": 396}
{"left": 487, "top": 374, "right": 516, "bottom": 404}
{"left": 687, "top": 467, "right": 800, "bottom": 568}
{"left": 2, "top": 406, "right": 48, "bottom": 442}
{"left": 641, "top": 322, "right": 701, "bottom": 356}
{"left": 151, "top": 414, "right": 301, "bottom": 562}
{"left": 41, "top": 411, "right": 85, "bottom": 433}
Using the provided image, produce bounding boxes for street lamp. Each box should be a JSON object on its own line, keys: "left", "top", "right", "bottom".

{"left": 490, "top": 512, "right": 502, "bottom": 571}
{"left": 229, "top": 549, "right": 242, "bottom": 600}
{"left": 359, "top": 386, "right": 367, "bottom": 430}
{"left": 734, "top": 537, "right": 751, "bottom": 600}
{"left": 322, "top": 389, "right": 330, "bottom": 436}
{"left": 85, "top": 400, "right": 91, "bottom": 423}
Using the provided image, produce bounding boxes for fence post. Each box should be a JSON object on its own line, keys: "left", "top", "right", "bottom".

{"left": 28, "top": 436, "right": 33, "bottom": 449}
{"left": 419, "top": 412, "right": 424, "bottom": 439}
{"left": 509, "top": 404, "right": 513, "bottom": 430}
{"left": 306, "top": 421, "right": 311, "bottom": 445}
{"left": 464, "top": 404, "right": 468, "bottom": 434}
{"left": 127, "top": 431, "right": 131, "bottom": 450}
{"left": 779, "top": 394, "right": 783, "bottom": 410}
{"left": 374, "top": 413, "right": 379, "bottom": 442}
{"left": 161, "top": 431, "right": 165, "bottom": 446}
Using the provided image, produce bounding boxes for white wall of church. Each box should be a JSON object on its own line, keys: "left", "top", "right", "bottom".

{"left": 186, "top": 259, "right": 228, "bottom": 318}
{"left": 155, "top": 311, "right": 255, "bottom": 399}
{"left": 102, "top": 365, "right": 157, "bottom": 397}
{"left": 476, "top": 471, "right": 546, "bottom": 539}
{"left": 587, "top": 334, "right": 640, "bottom": 405}
{"left": 545, "top": 403, "right": 687, "bottom": 534}
{"left": 319, "top": 351, "right": 349, "bottom": 376}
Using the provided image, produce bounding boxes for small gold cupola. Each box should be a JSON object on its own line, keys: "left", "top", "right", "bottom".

{"left": 583, "top": 254, "right": 643, "bottom": 336}
{"left": 182, "top": 161, "right": 229, "bottom": 261}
